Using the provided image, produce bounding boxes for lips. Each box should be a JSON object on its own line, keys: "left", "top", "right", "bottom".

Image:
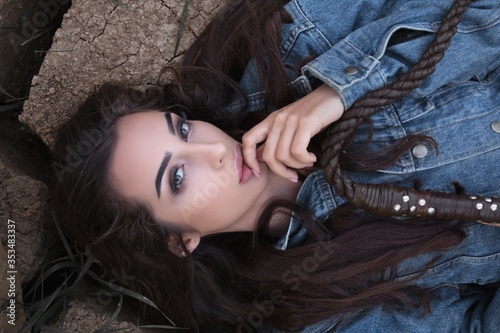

{"left": 236, "top": 144, "right": 253, "bottom": 184}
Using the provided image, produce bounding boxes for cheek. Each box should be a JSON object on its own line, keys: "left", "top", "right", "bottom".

{"left": 192, "top": 161, "right": 238, "bottom": 196}
{"left": 192, "top": 170, "right": 234, "bottom": 206}
{"left": 177, "top": 171, "right": 231, "bottom": 222}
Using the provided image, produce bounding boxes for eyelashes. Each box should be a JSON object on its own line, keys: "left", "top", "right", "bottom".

{"left": 169, "top": 114, "right": 192, "bottom": 195}
{"left": 170, "top": 165, "right": 188, "bottom": 195}
{"left": 177, "top": 112, "right": 191, "bottom": 142}
{"left": 179, "top": 120, "right": 190, "bottom": 142}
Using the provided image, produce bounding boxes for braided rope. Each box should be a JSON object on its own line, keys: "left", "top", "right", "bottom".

{"left": 320, "top": 0, "right": 472, "bottom": 200}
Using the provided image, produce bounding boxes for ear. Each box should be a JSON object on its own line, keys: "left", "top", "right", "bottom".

{"left": 168, "top": 232, "right": 201, "bottom": 257}
{"left": 182, "top": 232, "right": 201, "bottom": 254}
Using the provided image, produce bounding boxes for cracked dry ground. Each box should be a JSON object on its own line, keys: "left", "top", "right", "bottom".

{"left": 6, "top": 0, "right": 224, "bottom": 331}
{"left": 21, "top": 0, "right": 224, "bottom": 149}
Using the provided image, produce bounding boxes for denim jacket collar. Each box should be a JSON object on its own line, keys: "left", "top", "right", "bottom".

{"left": 273, "top": 170, "right": 348, "bottom": 250}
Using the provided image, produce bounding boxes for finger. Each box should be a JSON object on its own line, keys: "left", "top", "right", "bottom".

{"left": 261, "top": 116, "right": 299, "bottom": 180}
{"left": 242, "top": 120, "right": 271, "bottom": 174}
{"left": 274, "top": 116, "right": 306, "bottom": 169}
{"left": 256, "top": 144, "right": 264, "bottom": 162}
{"left": 290, "top": 122, "right": 317, "bottom": 164}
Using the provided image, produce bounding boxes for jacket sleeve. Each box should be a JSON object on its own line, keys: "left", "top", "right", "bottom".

{"left": 296, "top": 0, "right": 500, "bottom": 110}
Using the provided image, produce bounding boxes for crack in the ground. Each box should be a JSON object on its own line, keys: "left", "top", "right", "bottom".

{"left": 91, "top": 19, "right": 109, "bottom": 43}
{"left": 108, "top": 4, "right": 120, "bottom": 16}
{"left": 160, "top": 0, "right": 171, "bottom": 11}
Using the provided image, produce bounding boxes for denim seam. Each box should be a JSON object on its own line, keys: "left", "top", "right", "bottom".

{"left": 455, "top": 13, "right": 500, "bottom": 33}
{"left": 377, "top": 145, "right": 500, "bottom": 175}
{"left": 412, "top": 106, "right": 499, "bottom": 136}
{"left": 396, "top": 97, "right": 435, "bottom": 123}
{"left": 426, "top": 85, "right": 486, "bottom": 110}
{"left": 382, "top": 105, "right": 415, "bottom": 173}
{"left": 376, "top": 24, "right": 436, "bottom": 60}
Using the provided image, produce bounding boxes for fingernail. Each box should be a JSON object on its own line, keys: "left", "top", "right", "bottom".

{"left": 288, "top": 178, "right": 298, "bottom": 183}
{"left": 251, "top": 168, "right": 260, "bottom": 178}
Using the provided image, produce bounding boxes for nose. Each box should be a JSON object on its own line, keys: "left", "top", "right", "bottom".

{"left": 191, "top": 141, "right": 227, "bottom": 168}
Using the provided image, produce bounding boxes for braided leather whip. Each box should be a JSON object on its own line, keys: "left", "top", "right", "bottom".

{"left": 319, "top": 0, "right": 500, "bottom": 225}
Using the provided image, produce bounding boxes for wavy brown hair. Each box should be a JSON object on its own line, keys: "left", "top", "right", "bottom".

{"left": 51, "top": 0, "right": 466, "bottom": 332}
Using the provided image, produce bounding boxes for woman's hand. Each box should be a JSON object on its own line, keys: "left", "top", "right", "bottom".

{"left": 242, "top": 84, "right": 344, "bottom": 181}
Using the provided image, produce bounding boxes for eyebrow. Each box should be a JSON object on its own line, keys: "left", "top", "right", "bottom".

{"left": 156, "top": 152, "right": 172, "bottom": 198}
{"left": 165, "top": 111, "right": 175, "bottom": 135}
{"left": 155, "top": 112, "right": 176, "bottom": 198}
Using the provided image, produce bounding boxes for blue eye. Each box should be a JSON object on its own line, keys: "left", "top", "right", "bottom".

{"left": 176, "top": 111, "right": 190, "bottom": 142}
{"left": 180, "top": 122, "right": 189, "bottom": 141}
{"left": 170, "top": 164, "right": 188, "bottom": 195}
{"left": 174, "top": 166, "right": 184, "bottom": 190}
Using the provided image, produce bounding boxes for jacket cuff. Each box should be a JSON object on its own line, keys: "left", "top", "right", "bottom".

{"left": 301, "top": 39, "right": 385, "bottom": 110}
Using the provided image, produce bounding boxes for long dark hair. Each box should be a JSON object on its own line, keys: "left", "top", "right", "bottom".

{"left": 51, "top": 0, "right": 466, "bottom": 332}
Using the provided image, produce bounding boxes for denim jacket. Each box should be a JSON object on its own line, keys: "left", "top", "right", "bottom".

{"left": 228, "top": 0, "right": 500, "bottom": 331}
{"left": 272, "top": 169, "right": 500, "bottom": 332}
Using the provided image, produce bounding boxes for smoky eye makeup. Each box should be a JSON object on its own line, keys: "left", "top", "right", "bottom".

{"left": 169, "top": 165, "right": 187, "bottom": 195}
{"left": 176, "top": 112, "right": 190, "bottom": 142}
{"left": 168, "top": 112, "right": 191, "bottom": 195}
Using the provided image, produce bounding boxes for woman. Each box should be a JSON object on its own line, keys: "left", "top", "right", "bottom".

{"left": 51, "top": 0, "right": 500, "bottom": 331}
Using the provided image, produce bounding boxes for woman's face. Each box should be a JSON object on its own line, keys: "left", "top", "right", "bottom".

{"left": 109, "top": 110, "right": 290, "bottom": 238}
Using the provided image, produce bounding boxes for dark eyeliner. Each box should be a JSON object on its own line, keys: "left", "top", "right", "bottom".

{"left": 169, "top": 166, "right": 180, "bottom": 194}
{"left": 169, "top": 112, "right": 190, "bottom": 194}
{"left": 177, "top": 111, "right": 188, "bottom": 140}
